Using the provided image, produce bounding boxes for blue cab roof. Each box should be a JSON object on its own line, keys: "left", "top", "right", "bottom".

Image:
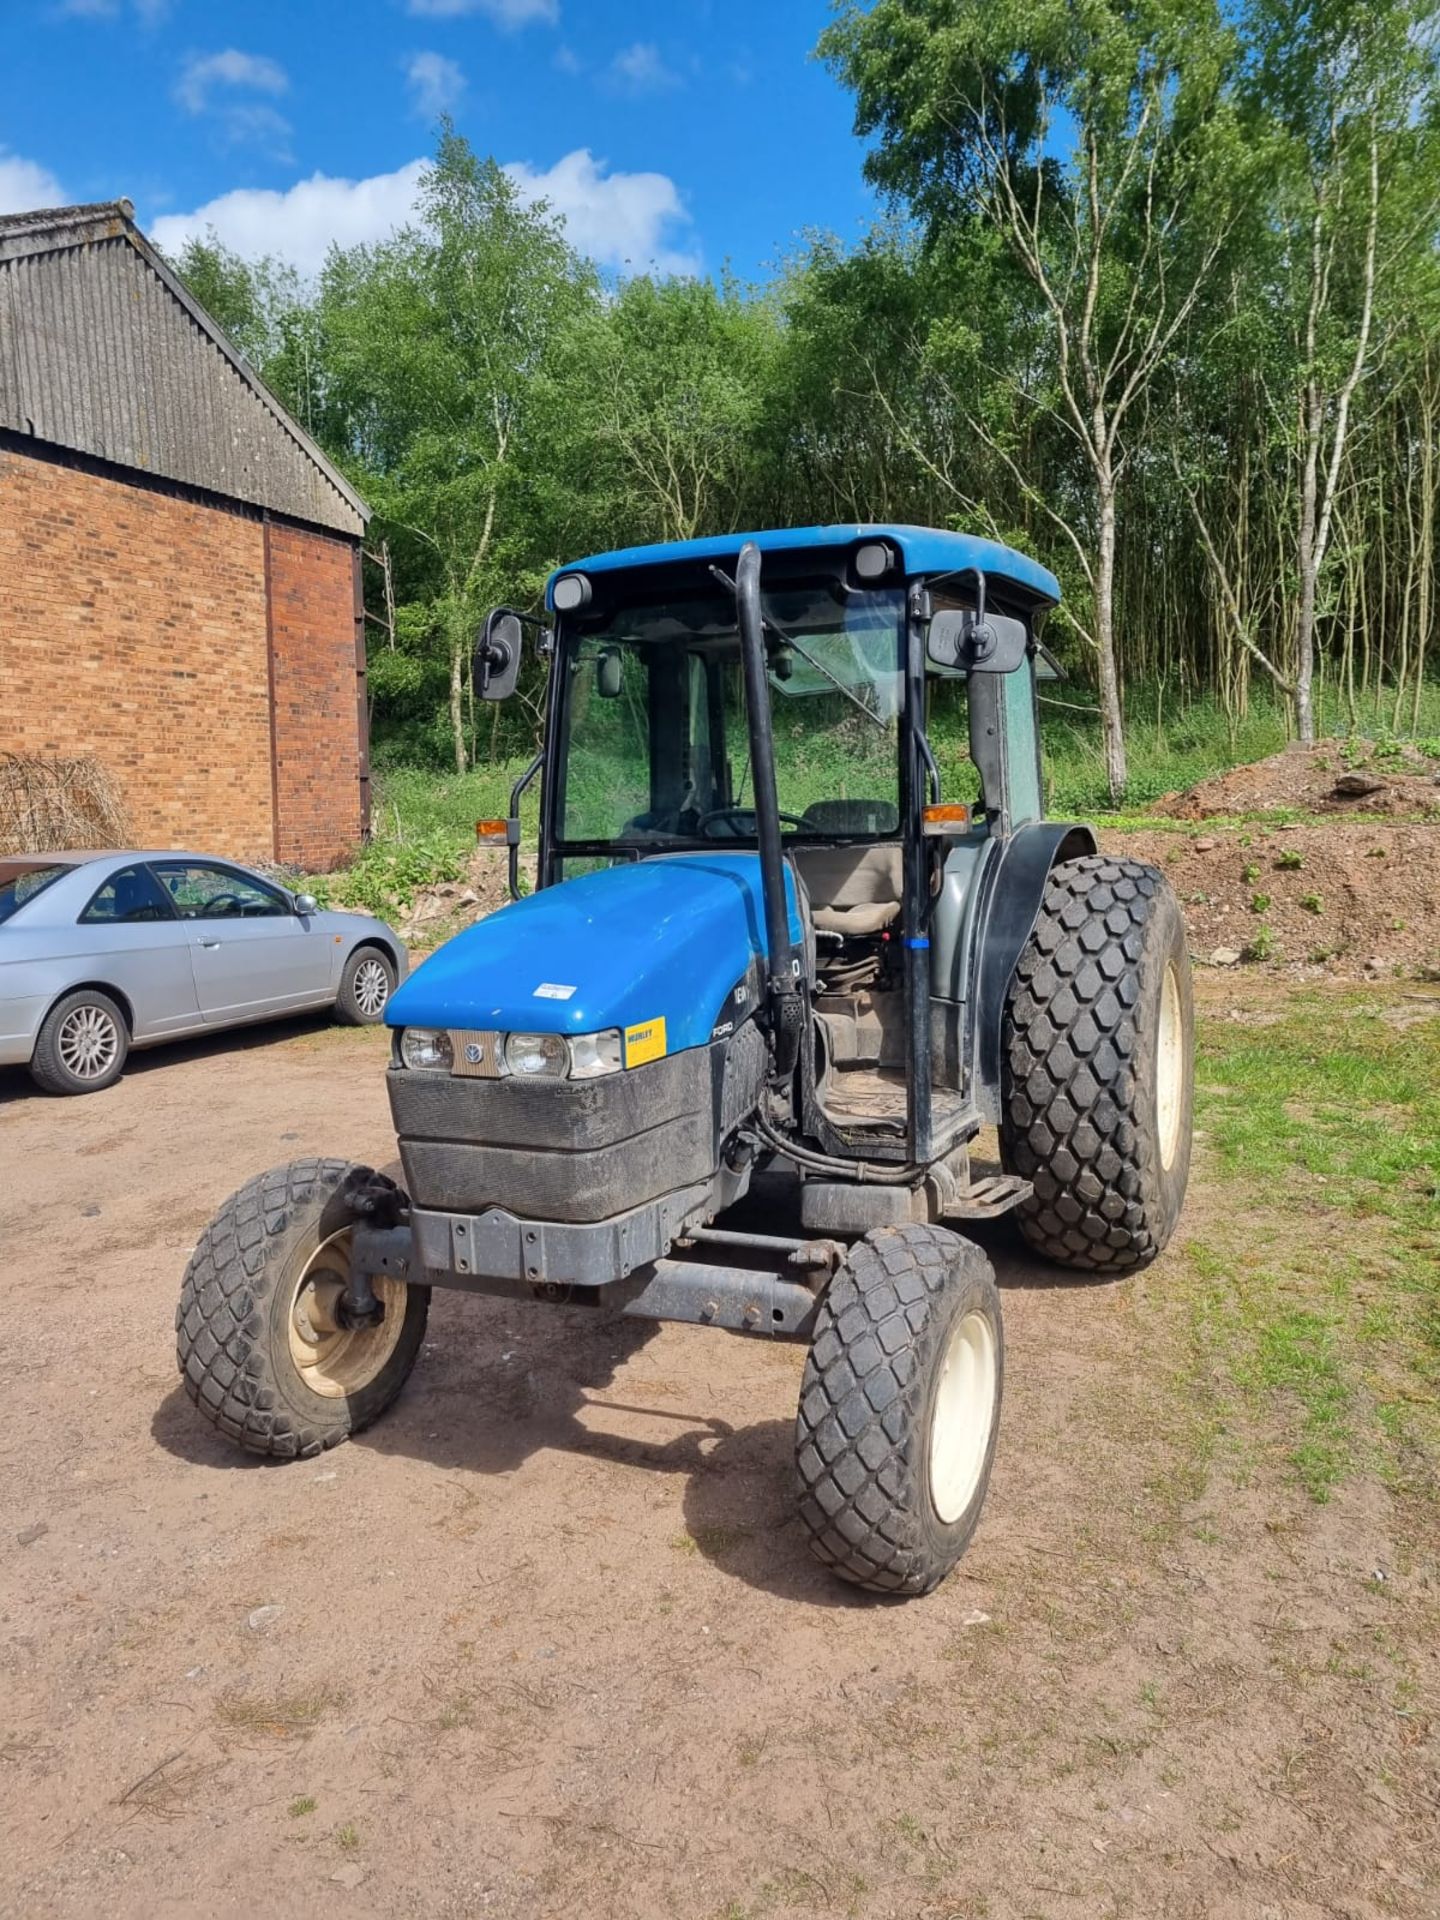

{"left": 545, "top": 523, "right": 1061, "bottom": 611}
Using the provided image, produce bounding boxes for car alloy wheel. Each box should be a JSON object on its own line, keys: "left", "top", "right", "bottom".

{"left": 353, "top": 956, "right": 391, "bottom": 1019}
{"left": 57, "top": 1004, "right": 121, "bottom": 1082}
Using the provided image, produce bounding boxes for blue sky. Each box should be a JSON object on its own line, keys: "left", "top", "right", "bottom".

{"left": 2, "top": 0, "right": 881, "bottom": 282}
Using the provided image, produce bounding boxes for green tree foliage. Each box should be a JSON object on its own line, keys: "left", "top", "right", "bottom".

{"left": 170, "top": 20, "right": 1440, "bottom": 797}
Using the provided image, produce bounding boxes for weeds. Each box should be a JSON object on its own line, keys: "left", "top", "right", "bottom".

{"left": 1276, "top": 847, "right": 1306, "bottom": 871}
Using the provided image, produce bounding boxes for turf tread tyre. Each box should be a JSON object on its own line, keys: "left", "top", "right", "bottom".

{"left": 29, "top": 988, "right": 130, "bottom": 1095}
{"left": 796, "top": 1225, "right": 1002, "bottom": 1596}
{"left": 176, "top": 1158, "right": 428, "bottom": 1459}
{"left": 1000, "top": 854, "right": 1192, "bottom": 1275}
{"left": 335, "top": 946, "right": 396, "bottom": 1026}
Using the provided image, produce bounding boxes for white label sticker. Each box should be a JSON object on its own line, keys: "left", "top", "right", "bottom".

{"left": 533, "top": 982, "right": 577, "bottom": 1001}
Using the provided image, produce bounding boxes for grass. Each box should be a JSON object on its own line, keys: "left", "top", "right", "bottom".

{"left": 1179, "top": 991, "right": 1440, "bottom": 1503}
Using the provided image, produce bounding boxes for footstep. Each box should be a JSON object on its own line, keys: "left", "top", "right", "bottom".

{"left": 247, "top": 1604, "right": 284, "bottom": 1632}
{"left": 17, "top": 1522, "right": 48, "bottom": 1547}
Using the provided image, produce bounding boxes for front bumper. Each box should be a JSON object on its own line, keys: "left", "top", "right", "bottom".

{"left": 409, "top": 1183, "right": 713, "bottom": 1287}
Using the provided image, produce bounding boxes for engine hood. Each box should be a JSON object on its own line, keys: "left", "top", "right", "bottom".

{"left": 385, "top": 852, "right": 802, "bottom": 1059}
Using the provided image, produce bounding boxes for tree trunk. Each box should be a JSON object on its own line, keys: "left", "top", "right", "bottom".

{"left": 1094, "top": 479, "right": 1128, "bottom": 803}
{"left": 1294, "top": 381, "right": 1322, "bottom": 745}
{"left": 449, "top": 635, "right": 467, "bottom": 776}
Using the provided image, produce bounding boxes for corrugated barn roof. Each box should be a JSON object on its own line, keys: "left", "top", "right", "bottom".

{"left": 0, "top": 200, "right": 367, "bottom": 538}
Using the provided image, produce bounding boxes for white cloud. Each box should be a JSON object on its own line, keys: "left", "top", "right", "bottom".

{"left": 507, "top": 149, "right": 697, "bottom": 275}
{"left": 0, "top": 150, "right": 68, "bottom": 215}
{"left": 553, "top": 42, "right": 582, "bottom": 75}
{"left": 607, "top": 41, "right": 681, "bottom": 95}
{"left": 151, "top": 161, "right": 428, "bottom": 278}
{"left": 150, "top": 147, "right": 698, "bottom": 280}
{"left": 406, "top": 0, "right": 558, "bottom": 24}
{"left": 174, "top": 48, "right": 292, "bottom": 158}
{"left": 175, "top": 49, "right": 289, "bottom": 115}
{"left": 405, "top": 50, "right": 466, "bottom": 118}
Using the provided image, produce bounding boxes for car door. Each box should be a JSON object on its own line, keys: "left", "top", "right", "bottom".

{"left": 74, "top": 861, "right": 203, "bottom": 1039}
{"left": 149, "top": 861, "right": 333, "bottom": 1025}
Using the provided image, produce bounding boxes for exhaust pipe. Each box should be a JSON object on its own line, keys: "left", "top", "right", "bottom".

{"left": 734, "top": 542, "right": 805, "bottom": 1082}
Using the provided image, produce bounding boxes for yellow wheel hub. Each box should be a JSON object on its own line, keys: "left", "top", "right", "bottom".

{"left": 287, "top": 1228, "right": 407, "bottom": 1399}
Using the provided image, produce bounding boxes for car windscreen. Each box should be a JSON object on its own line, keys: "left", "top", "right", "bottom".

{"left": 0, "top": 863, "right": 69, "bottom": 925}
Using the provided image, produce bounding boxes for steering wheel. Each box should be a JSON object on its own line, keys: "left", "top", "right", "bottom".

{"left": 698, "top": 806, "right": 809, "bottom": 841}
{"left": 201, "top": 892, "right": 247, "bottom": 917}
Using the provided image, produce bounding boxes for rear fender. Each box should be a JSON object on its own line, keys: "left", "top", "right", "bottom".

{"left": 971, "top": 821, "right": 1098, "bottom": 1120}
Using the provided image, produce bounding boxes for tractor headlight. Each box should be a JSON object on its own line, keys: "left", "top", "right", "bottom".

{"left": 567, "top": 1029, "right": 623, "bottom": 1079}
{"left": 504, "top": 1031, "right": 569, "bottom": 1078}
{"left": 400, "top": 1027, "right": 454, "bottom": 1072}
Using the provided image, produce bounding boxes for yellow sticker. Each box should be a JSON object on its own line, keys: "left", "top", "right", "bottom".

{"left": 624, "top": 1016, "right": 667, "bottom": 1067}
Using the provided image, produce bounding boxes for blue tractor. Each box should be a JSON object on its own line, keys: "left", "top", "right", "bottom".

{"left": 178, "top": 526, "right": 1194, "bottom": 1595}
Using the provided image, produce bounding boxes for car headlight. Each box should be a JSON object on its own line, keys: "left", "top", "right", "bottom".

{"left": 400, "top": 1027, "right": 454, "bottom": 1072}
{"left": 504, "top": 1031, "right": 568, "bottom": 1078}
{"left": 567, "top": 1029, "right": 623, "bottom": 1079}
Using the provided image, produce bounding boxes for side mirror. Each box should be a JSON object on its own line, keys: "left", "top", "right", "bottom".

{"left": 474, "top": 609, "right": 523, "bottom": 702}
{"left": 293, "top": 892, "right": 318, "bottom": 916}
{"left": 596, "top": 649, "right": 623, "bottom": 698}
{"left": 927, "top": 608, "right": 1029, "bottom": 675}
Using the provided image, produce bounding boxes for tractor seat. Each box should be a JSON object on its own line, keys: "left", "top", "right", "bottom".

{"left": 789, "top": 843, "right": 902, "bottom": 937}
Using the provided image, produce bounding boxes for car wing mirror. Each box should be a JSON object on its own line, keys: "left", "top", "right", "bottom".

{"left": 474, "top": 609, "right": 523, "bottom": 702}
{"left": 293, "top": 892, "right": 318, "bottom": 915}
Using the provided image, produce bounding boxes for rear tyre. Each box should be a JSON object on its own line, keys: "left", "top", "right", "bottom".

{"left": 176, "top": 1158, "right": 429, "bottom": 1459}
{"left": 30, "top": 989, "right": 130, "bottom": 1095}
{"left": 1000, "top": 855, "right": 1194, "bottom": 1275}
{"left": 336, "top": 946, "right": 396, "bottom": 1026}
{"left": 795, "top": 1225, "right": 1003, "bottom": 1596}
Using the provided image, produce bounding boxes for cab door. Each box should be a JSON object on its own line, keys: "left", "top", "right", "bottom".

{"left": 149, "top": 862, "right": 332, "bottom": 1023}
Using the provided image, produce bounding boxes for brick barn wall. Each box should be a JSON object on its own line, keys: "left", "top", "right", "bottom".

{"left": 265, "top": 520, "right": 364, "bottom": 870}
{"left": 0, "top": 441, "right": 366, "bottom": 870}
{"left": 0, "top": 441, "right": 275, "bottom": 859}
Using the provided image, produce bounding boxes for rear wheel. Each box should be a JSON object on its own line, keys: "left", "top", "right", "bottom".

{"left": 176, "top": 1158, "right": 428, "bottom": 1458}
{"left": 795, "top": 1225, "right": 1003, "bottom": 1596}
{"left": 30, "top": 989, "right": 129, "bottom": 1095}
{"left": 336, "top": 946, "right": 396, "bottom": 1026}
{"left": 1000, "top": 855, "right": 1194, "bottom": 1274}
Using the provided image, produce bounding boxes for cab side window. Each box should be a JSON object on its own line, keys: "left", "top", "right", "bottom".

{"left": 79, "top": 865, "right": 176, "bottom": 926}
{"left": 151, "top": 864, "right": 289, "bottom": 921}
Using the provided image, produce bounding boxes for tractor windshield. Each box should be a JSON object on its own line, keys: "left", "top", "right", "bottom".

{"left": 554, "top": 577, "right": 904, "bottom": 855}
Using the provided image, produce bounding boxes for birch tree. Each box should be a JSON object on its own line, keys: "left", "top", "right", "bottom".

{"left": 822, "top": 0, "right": 1251, "bottom": 800}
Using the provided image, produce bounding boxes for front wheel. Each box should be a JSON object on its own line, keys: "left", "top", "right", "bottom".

{"left": 176, "top": 1159, "right": 429, "bottom": 1458}
{"left": 336, "top": 946, "right": 396, "bottom": 1026}
{"left": 795, "top": 1226, "right": 1003, "bottom": 1596}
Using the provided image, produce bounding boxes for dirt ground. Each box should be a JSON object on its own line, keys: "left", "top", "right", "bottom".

{"left": 3, "top": 977, "right": 1437, "bottom": 1920}
{"left": 1098, "top": 820, "right": 1440, "bottom": 980}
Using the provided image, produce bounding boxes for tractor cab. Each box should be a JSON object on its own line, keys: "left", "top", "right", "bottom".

{"left": 177, "top": 525, "right": 1195, "bottom": 1600}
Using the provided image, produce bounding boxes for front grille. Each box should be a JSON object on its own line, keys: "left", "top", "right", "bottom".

{"left": 449, "top": 1030, "right": 502, "bottom": 1079}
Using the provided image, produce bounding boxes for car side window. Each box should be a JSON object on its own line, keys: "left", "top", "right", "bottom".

{"left": 79, "top": 864, "right": 177, "bottom": 926}
{"left": 151, "top": 864, "right": 289, "bottom": 921}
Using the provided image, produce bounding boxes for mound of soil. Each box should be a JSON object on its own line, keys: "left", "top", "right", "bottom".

{"left": 1159, "top": 739, "right": 1440, "bottom": 821}
{"left": 396, "top": 846, "right": 511, "bottom": 946}
{"left": 1102, "top": 819, "right": 1440, "bottom": 979}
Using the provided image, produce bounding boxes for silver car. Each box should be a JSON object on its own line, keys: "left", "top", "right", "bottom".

{"left": 0, "top": 851, "right": 407, "bottom": 1095}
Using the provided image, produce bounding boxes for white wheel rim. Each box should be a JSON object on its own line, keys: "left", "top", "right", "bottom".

{"left": 1156, "top": 960, "right": 1184, "bottom": 1172}
{"left": 353, "top": 957, "right": 390, "bottom": 1018}
{"left": 928, "top": 1309, "right": 998, "bottom": 1526}
{"left": 57, "top": 1004, "right": 120, "bottom": 1080}
{"left": 287, "top": 1228, "right": 407, "bottom": 1399}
